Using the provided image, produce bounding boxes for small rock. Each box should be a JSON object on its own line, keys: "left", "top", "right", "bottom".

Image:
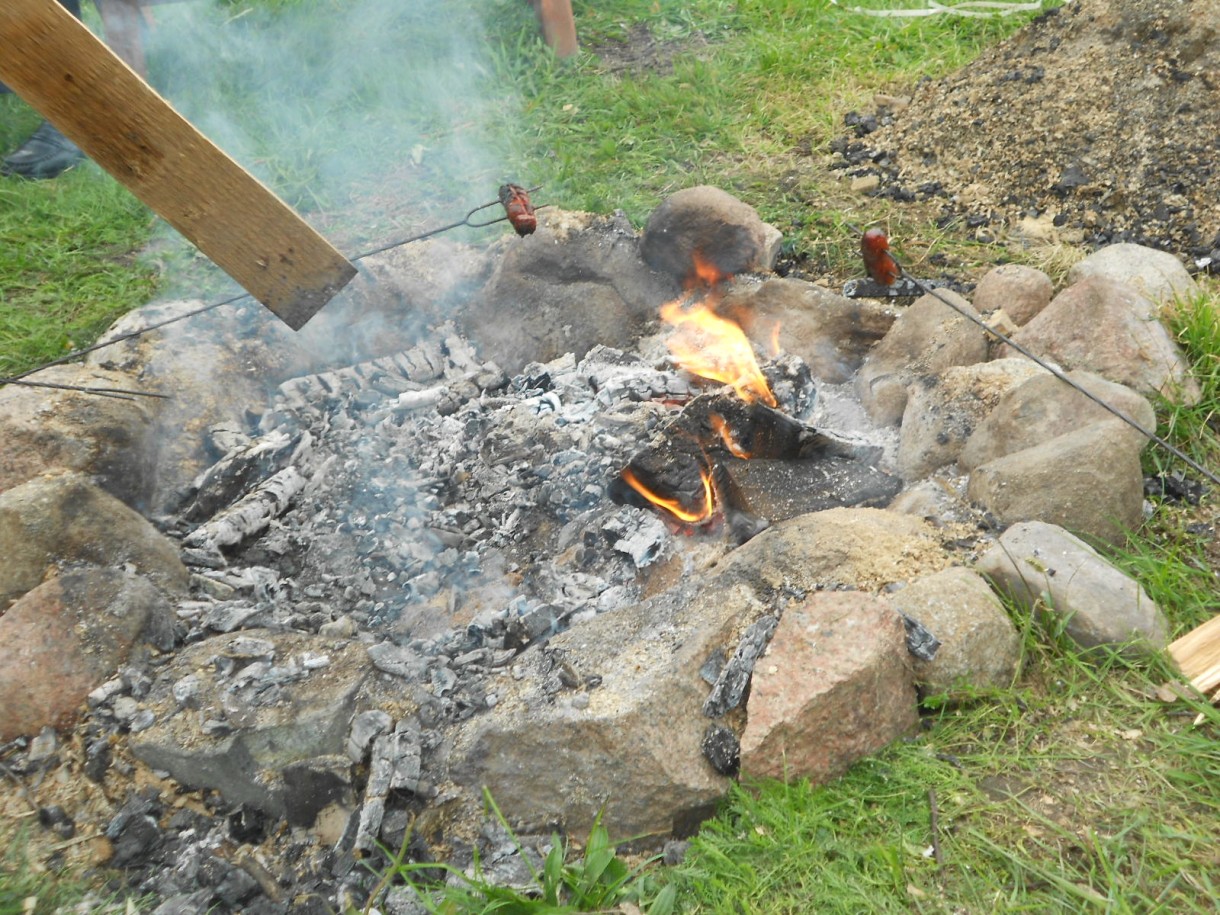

{"left": 888, "top": 567, "right": 1021, "bottom": 694}
{"left": 850, "top": 173, "right": 881, "bottom": 193}
{"left": 971, "top": 264, "right": 1054, "bottom": 326}
{"left": 701, "top": 724, "right": 740, "bottom": 776}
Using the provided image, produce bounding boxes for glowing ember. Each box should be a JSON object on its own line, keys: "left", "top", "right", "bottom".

{"left": 620, "top": 466, "right": 715, "bottom": 525}
{"left": 660, "top": 299, "right": 777, "bottom": 407}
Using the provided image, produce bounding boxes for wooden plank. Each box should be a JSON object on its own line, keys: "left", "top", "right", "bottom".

{"left": 0, "top": 0, "right": 356, "bottom": 330}
{"left": 535, "top": 0, "right": 578, "bottom": 58}
{"left": 1168, "top": 612, "right": 1220, "bottom": 696}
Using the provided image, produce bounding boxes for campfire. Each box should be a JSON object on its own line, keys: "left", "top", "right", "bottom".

{"left": 0, "top": 188, "right": 955, "bottom": 914}
{"left": 614, "top": 254, "right": 896, "bottom": 538}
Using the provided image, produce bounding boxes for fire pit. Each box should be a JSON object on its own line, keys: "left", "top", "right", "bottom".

{"left": 0, "top": 186, "right": 1180, "bottom": 914}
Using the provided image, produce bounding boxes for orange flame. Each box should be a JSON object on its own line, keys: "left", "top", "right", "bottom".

{"left": 660, "top": 299, "right": 778, "bottom": 407}
{"left": 767, "top": 320, "right": 782, "bottom": 358}
{"left": 709, "top": 413, "right": 752, "bottom": 459}
{"left": 621, "top": 466, "right": 715, "bottom": 525}
{"left": 691, "top": 251, "right": 724, "bottom": 287}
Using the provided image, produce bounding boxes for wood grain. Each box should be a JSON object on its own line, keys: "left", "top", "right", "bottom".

{"left": 0, "top": 0, "right": 356, "bottom": 330}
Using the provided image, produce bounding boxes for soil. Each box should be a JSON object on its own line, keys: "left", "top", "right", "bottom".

{"left": 837, "top": 0, "right": 1220, "bottom": 262}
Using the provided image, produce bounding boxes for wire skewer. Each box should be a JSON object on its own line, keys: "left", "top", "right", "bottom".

{"left": 0, "top": 185, "right": 547, "bottom": 398}
{"left": 0, "top": 379, "right": 172, "bottom": 400}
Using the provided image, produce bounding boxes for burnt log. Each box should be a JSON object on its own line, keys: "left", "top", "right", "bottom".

{"left": 183, "top": 467, "right": 306, "bottom": 551}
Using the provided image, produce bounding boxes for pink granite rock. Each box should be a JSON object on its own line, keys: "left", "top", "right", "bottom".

{"left": 740, "top": 591, "right": 918, "bottom": 782}
{"left": 0, "top": 567, "right": 172, "bottom": 741}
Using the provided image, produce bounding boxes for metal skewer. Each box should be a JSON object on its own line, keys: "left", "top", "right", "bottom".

{"left": 0, "top": 185, "right": 547, "bottom": 398}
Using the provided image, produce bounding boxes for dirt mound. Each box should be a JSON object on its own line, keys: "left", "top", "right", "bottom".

{"left": 855, "top": 0, "right": 1220, "bottom": 262}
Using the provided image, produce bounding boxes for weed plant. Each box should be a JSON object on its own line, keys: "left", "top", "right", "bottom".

{"left": 360, "top": 791, "right": 676, "bottom": 914}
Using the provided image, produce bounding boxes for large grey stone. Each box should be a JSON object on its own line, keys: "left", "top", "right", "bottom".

{"left": 740, "top": 591, "right": 917, "bottom": 782}
{"left": 960, "top": 371, "right": 1155, "bottom": 470}
{"left": 448, "top": 578, "right": 770, "bottom": 837}
{"left": 855, "top": 290, "right": 990, "bottom": 426}
{"left": 0, "top": 364, "right": 158, "bottom": 507}
{"left": 1067, "top": 243, "right": 1198, "bottom": 305}
{"left": 640, "top": 186, "right": 782, "bottom": 282}
{"left": 897, "top": 358, "right": 1045, "bottom": 481}
{"left": 719, "top": 278, "right": 898, "bottom": 383}
{"left": 1000, "top": 276, "right": 1199, "bottom": 404}
{"left": 716, "top": 507, "right": 953, "bottom": 593}
{"left": 87, "top": 298, "right": 316, "bottom": 515}
{"left": 297, "top": 236, "right": 495, "bottom": 368}
{"left": 976, "top": 521, "right": 1168, "bottom": 656}
{"left": 967, "top": 419, "right": 1144, "bottom": 544}
{"left": 458, "top": 211, "right": 678, "bottom": 373}
{"left": 0, "top": 473, "right": 188, "bottom": 610}
{"left": 129, "top": 630, "right": 369, "bottom": 824}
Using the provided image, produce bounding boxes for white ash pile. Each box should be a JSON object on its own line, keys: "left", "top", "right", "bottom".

{"left": 171, "top": 323, "right": 828, "bottom": 662}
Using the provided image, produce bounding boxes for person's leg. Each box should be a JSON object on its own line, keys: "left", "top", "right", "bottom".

{"left": 1, "top": 0, "right": 88, "bottom": 179}
{"left": 96, "top": 0, "right": 148, "bottom": 80}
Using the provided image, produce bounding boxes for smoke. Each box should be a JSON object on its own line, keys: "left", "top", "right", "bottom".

{"left": 139, "top": 0, "right": 532, "bottom": 274}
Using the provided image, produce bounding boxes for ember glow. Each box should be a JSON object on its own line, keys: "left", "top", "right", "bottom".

{"left": 660, "top": 299, "right": 778, "bottom": 408}
{"left": 620, "top": 466, "right": 715, "bottom": 525}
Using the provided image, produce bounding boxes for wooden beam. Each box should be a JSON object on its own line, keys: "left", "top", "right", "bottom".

{"left": 535, "top": 0, "right": 578, "bottom": 58}
{"left": 0, "top": 0, "right": 356, "bottom": 330}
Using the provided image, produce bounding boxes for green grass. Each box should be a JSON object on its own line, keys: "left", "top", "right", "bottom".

{"left": 363, "top": 790, "right": 677, "bottom": 914}
{"left": 668, "top": 634, "right": 1220, "bottom": 913}
{"left": 0, "top": 825, "right": 140, "bottom": 915}
{"left": 5, "top": 1, "right": 1220, "bottom": 913}
{"left": 0, "top": 97, "right": 158, "bottom": 377}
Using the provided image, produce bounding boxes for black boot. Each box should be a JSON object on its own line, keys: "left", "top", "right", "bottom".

{"left": 2, "top": 120, "right": 85, "bottom": 179}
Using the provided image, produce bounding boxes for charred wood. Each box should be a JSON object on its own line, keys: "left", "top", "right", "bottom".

{"left": 181, "top": 430, "right": 308, "bottom": 522}
{"left": 183, "top": 467, "right": 307, "bottom": 551}
{"left": 703, "top": 615, "right": 778, "bottom": 718}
